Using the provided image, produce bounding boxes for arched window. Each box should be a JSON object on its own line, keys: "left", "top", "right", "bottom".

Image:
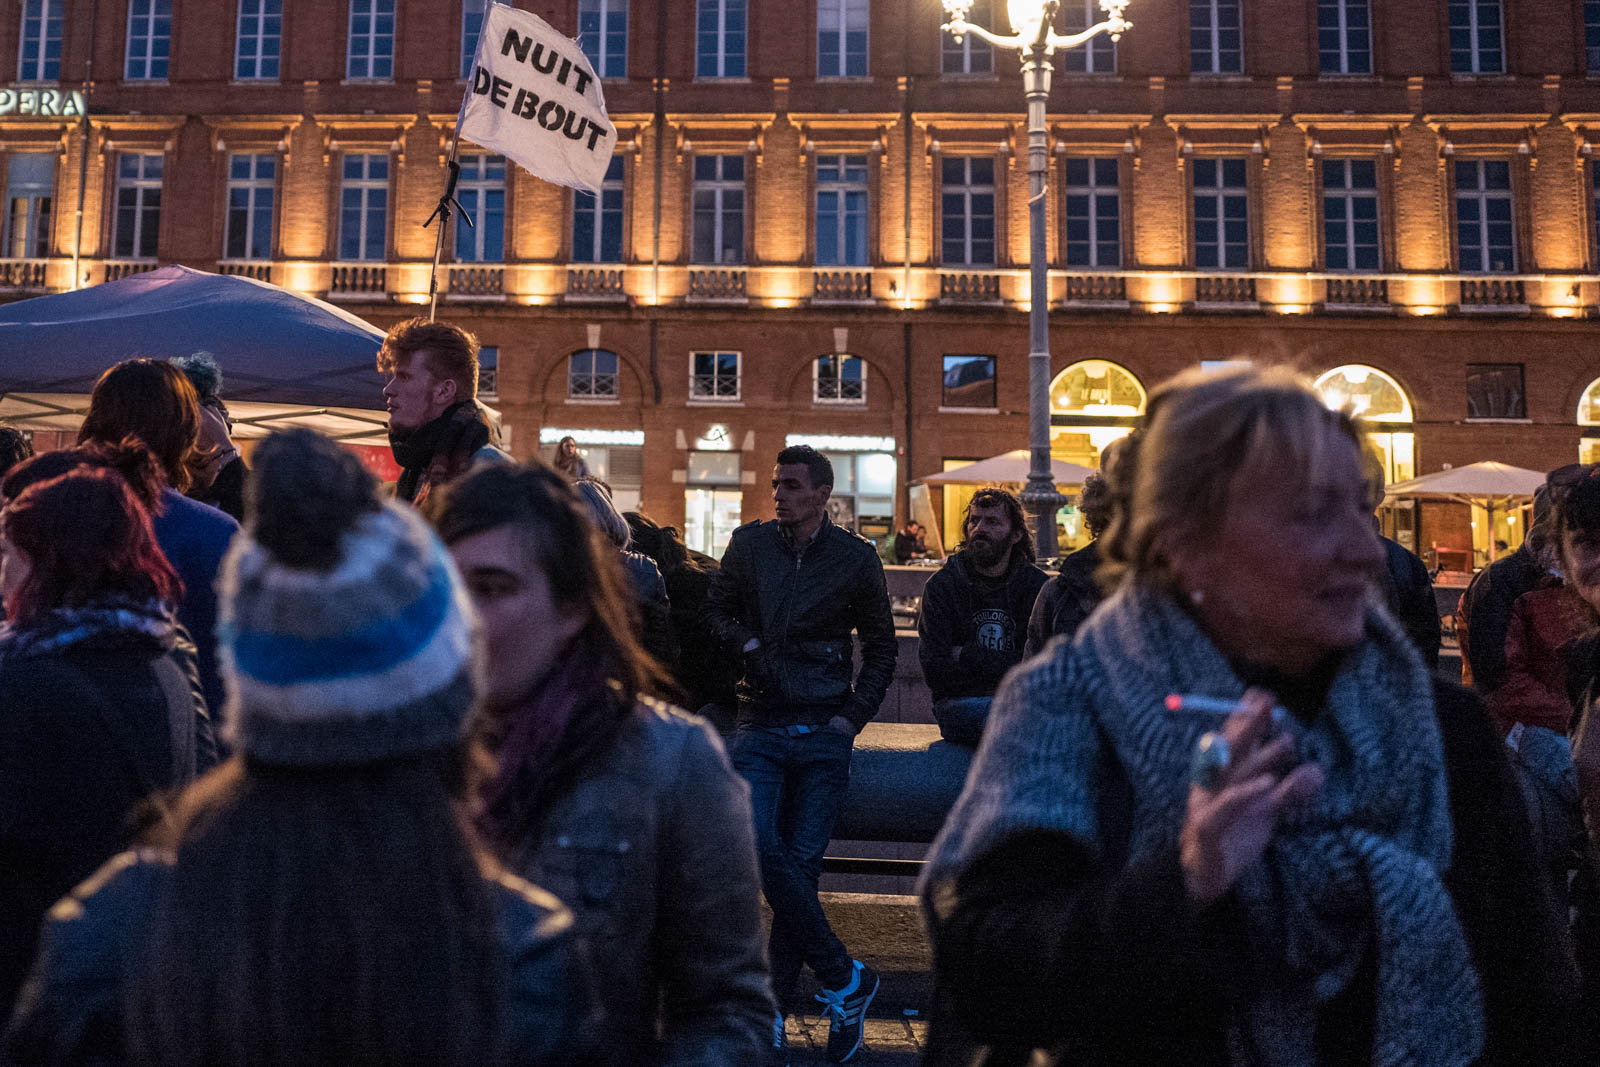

{"left": 567, "top": 348, "right": 619, "bottom": 400}
{"left": 1315, "top": 364, "right": 1419, "bottom": 551}
{"left": 814, "top": 353, "right": 865, "bottom": 404}
{"left": 1313, "top": 365, "right": 1415, "bottom": 485}
{"left": 1578, "top": 375, "right": 1600, "bottom": 464}
{"left": 1047, "top": 359, "right": 1145, "bottom": 470}
{"left": 1313, "top": 364, "right": 1413, "bottom": 423}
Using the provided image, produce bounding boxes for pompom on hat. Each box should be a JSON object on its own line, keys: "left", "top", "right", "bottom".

{"left": 216, "top": 429, "right": 478, "bottom": 765}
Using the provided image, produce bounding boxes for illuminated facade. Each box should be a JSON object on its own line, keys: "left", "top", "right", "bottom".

{"left": 5, "top": 0, "right": 1600, "bottom": 558}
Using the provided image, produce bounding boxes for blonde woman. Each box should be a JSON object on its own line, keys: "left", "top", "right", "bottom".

{"left": 921, "top": 366, "right": 1586, "bottom": 1067}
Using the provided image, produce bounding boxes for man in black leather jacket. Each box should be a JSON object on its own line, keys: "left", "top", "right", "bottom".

{"left": 705, "top": 444, "right": 897, "bottom": 1063}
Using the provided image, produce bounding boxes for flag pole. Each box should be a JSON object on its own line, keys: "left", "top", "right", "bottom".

{"left": 423, "top": 126, "right": 469, "bottom": 322}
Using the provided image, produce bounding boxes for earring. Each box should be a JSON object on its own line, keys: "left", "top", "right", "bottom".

{"left": 1189, "top": 587, "right": 1205, "bottom": 606}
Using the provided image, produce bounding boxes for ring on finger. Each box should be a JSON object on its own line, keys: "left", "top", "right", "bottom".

{"left": 1189, "top": 731, "right": 1231, "bottom": 791}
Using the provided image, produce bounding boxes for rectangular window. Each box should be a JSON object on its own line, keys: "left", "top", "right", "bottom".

{"left": 113, "top": 153, "right": 162, "bottom": 258}
{"left": 1058, "top": 0, "right": 1116, "bottom": 73}
{"left": 125, "top": 0, "right": 171, "bottom": 81}
{"left": 338, "top": 153, "right": 389, "bottom": 261}
{"left": 568, "top": 348, "right": 620, "bottom": 399}
{"left": 815, "top": 354, "right": 865, "bottom": 404}
{"left": 941, "top": 0, "right": 992, "bottom": 74}
{"left": 478, "top": 345, "right": 498, "bottom": 400}
{"left": 942, "top": 354, "right": 996, "bottom": 409}
{"left": 4, "top": 154, "right": 53, "bottom": 258}
{"left": 1064, "top": 157, "right": 1120, "bottom": 268}
{"left": 1587, "top": 0, "right": 1600, "bottom": 72}
{"left": 1449, "top": 0, "right": 1503, "bottom": 74}
{"left": 815, "top": 154, "right": 869, "bottom": 268}
{"left": 1317, "top": 0, "right": 1370, "bottom": 74}
{"left": 692, "top": 154, "right": 745, "bottom": 265}
{"left": 18, "top": 0, "right": 63, "bottom": 82}
{"left": 690, "top": 350, "right": 741, "bottom": 401}
{"left": 1189, "top": 0, "right": 1241, "bottom": 74}
{"left": 696, "top": 0, "right": 746, "bottom": 78}
{"left": 453, "top": 153, "right": 505, "bottom": 263}
{"left": 573, "top": 156, "right": 624, "bottom": 263}
{"left": 460, "top": 0, "right": 486, "bottom": 80}
{"left": 579, "top": 0, "right": 627, "bottom": 79}
{"left": 1466, "top": 363, "right": 1525, "bottom": 419}
{"left": 1322, "top": 159, "right": 1380, "bottom": 271}
{"left": 818, "top": 0, "right": 868, "bottom": 78}
{"left": 224, "top": 153, "right": 275, "bottom": 261}
{"left": 1455, "top": 160, "right": 1515, "bottom": 272}
{"left": 1192, "top": 157, "right": 1249, "bottom": 269}
{"left": 347, "top": 0, "right": 394, "bottom": 81}
{"left": 235, "top": 0, "right": 281, "bottom": 81}
{"left": 941, "top": 156, "right": 995, "bottom": 267}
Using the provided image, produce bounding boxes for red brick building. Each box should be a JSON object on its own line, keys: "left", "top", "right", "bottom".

{"left": 4, "top": 0, "right": 1600, "bottom": 563}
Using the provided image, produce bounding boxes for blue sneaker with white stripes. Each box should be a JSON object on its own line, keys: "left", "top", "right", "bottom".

{"left": 815, "top": 959, "right": 879, "bottom": 1063}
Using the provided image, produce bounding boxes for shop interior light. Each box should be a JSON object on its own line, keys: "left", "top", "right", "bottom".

{"left": 539, "top": 427, "right": 645, "bottom": 446}
{"left": 785, "top": 434, "right": 896, "bottom": 452}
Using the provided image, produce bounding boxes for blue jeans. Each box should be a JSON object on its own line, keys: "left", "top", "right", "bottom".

{"left": 728, "top": 724, "right": 854, "bottom": 1007}
{"left": 933, "top": 696, "right": 993, "bottom": 747}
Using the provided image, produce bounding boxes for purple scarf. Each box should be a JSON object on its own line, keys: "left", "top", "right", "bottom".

{"left": 476, "top": 652, "right": 607, "bottom": 842}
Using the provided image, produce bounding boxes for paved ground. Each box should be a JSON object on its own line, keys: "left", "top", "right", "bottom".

{"left": 772, "top": 892, "right": 933, "bottom": 1065}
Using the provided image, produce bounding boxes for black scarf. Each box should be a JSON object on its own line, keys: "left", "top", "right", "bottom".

{"left": 388, "top": 403, "right": 490, "bottom": 503}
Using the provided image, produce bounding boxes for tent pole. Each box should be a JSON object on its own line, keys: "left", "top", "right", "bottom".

{"left": 425, "top": 129, "right": 464, "bottom": 323}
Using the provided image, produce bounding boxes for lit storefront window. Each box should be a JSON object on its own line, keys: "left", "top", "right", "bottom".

{"left": 685, "top": 450, "right": 742, "bottom": 559}
{"left": 1578, "top": 376, "right": 1600, "bottom": 465}
{"left": 1048, "top": 359, "right": 1143, "bottom": 465}
{"left": 1313, "top": 365, "right": 1416, "bottom": 484}
{"left": 1316, "top": 365, "right": 1419, "bottom": 551}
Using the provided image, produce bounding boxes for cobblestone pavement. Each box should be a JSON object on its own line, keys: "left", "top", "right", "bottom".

{"left": 775, "top": 892, "right": 933, "bottom": 1064}
{"left": 781, "top": 1012, "right": 928, "bottom": 1063}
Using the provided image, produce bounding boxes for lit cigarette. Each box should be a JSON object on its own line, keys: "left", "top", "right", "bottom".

{"left": 1165, "top": 693, "right": 1287, "bottom": 728}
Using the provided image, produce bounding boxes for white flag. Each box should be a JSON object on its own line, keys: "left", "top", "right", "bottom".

{"left": 457, "top": 3, "right": 618, "bottom": 194}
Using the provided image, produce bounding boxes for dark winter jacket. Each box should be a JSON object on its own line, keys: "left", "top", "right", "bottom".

{"left": 1488, "top": 585, "right": 1595, "bottom": 735}
{"left": 704, "top": 517, "right": 897, "bottom": 731}
{"left": 923, "top": 679, "right": 1589, "bottom": 1067}
{"left": 1460, "top": 544, "right": 1551, "bottom": 690}
{"left": 1380, "top": 535, "right": 1442, "bottom": 668}
{"left": 919, "top": 552, "right": 1049, "bottom": 703}
{"left": 661, "top": 560, "right": 738, "bottom": 718}
{"left": 493, "top": 700, "right": 772, "bottom": 1065}
{"left": 620, "top": 548, "right": 676, "bottom": 666}
{"left": 1023, "top": 541, "right": 1103, "bottom": 658}
{"left": 152, "top": 488, "right": 238, "bottom": 720}
{"left": 0, "top": 606, "right": 215, "bottom": 1020}
{"left": 2, "top": 850, "right": 595, "bottom": 1067}
{"left": 193, "top": 455, "right": 247, "bottom": 523}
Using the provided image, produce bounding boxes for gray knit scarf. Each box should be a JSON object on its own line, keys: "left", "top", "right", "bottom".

{"left": 922, "top": 581, "right": 1484, "bottom": 1067}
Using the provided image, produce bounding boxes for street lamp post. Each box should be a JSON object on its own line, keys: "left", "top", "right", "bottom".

{"left": 941, "top": 0, "right": 1131, "bottom": 558}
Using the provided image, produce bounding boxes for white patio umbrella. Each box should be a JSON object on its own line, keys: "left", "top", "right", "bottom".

{"left": 917, "top": 450, "right": 1099, "bottom": 488}
{"left": 1383, "top": 461, "right": 1547, "bottom": 563}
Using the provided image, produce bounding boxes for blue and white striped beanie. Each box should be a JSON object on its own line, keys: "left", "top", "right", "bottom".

{"left": 216, "top": 429, "right": 478, "bottom": 766}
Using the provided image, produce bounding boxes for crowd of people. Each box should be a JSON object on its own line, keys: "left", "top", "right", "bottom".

{"left": 1, "top": 324, "right": 1599, "bottom": 1066}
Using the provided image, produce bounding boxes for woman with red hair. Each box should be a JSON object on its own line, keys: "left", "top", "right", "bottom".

{"left": 0, "top": 457, "right": 213, "bottom": 1020}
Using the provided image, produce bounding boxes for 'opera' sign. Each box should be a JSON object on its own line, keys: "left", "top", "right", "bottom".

{"left": 0, "top": 88, "right": 87, "bottom": 117}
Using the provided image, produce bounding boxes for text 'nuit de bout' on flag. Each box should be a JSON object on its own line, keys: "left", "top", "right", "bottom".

{"left": 457, "top": 2, "right": 618, "bottom": 194}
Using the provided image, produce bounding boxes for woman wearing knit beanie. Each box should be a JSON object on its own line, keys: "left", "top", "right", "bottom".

{"left": 920, "top": 365, "right": 1590, "bottom": 1067}
{"left": 427, "top": 461, "right": 772, "bottom": 1064}
{"left": 0, "top": 449, "right": 212, "bottom": 1023}
{"left": 4, "top": 429, "right": 596, "bottom": 1067}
